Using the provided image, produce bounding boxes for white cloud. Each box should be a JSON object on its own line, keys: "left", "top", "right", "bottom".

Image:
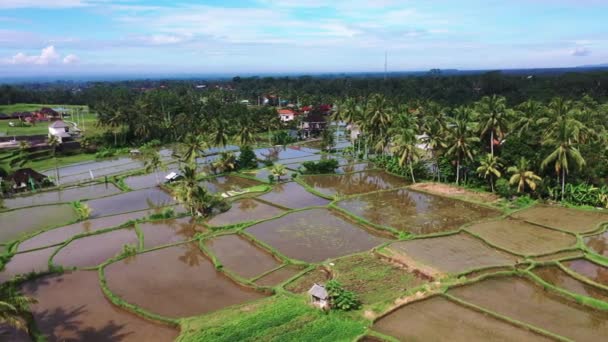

{"left": 3, "top": 45, "right": 80, "bottom": 66}
{"left": 571, "top": 46, "right": 591, "bottom": 56}
{"left": 0, "top": 0, "right": 85, "bottom": 9}
{"left": 63, "top": 54, "right": 80, "bottom": 64}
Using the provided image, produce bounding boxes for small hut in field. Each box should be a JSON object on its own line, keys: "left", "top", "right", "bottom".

{"left": 308, "top": 283, "right": 329, "bottom": 310}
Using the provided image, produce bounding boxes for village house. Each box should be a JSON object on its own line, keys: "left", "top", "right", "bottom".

{"left": 308, "top": 283, "right": 330, "bottom": 310}
{"left": 278, "top": 108, "right": 298, "bottom": 122}
{"left": 48, "top": 120, "right": 74, "bottom": 143}
{"left": 8, "top": 168, "right": 49, "bottom": 191}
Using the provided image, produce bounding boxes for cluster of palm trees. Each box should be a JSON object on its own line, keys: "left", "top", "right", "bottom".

{"left": 334, "top": 94, "right": 604, "bottom": 198}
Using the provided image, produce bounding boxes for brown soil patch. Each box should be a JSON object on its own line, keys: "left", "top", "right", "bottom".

{"left": 409, "top": 182, "right": 499, "bottom": 203}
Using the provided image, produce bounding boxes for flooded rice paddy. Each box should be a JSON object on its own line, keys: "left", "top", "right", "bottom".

{"left": 0, "top": 247, "right": 56, "bottom": 282}
{"left": 254, "top": 265, "right": 303, "bottom": 287}
{"left": 302, "top": 170, "right": 408, "bottom": 197}
{"left": 0, "top": 204, "right": 77, "bottom": 243}
{"left": 17, "top": 210, "right": 150, "bottom": 252}
{"left": 387, "top": 233, "right": 517, "bottom": 275}
{"left": 247, "top": 208, "right": 387, "bottom": 263}
{"left": 585, "top": 230, "right": 608, "bottom": 257}
{"left": 206, "top": 234, "right": 281, "bottom": 279}
{"left": 374, "top": 296, "right": 551, "bottom": 341}
{"left": 254, "top": 146, "right": 315, "bottom": 161}
{"left": 104, "top": 243, "right": 268, "bottom": 318}
{"left": 52, "top": 227, "right": 139, "bottom": 268}
{"left": 139, "top": 217, "right": 205, "bottom": 248}
{"left": 257, "top": 182, "right": 330, "bottom": 208}
{"left": 449, "top": 276, "right": 608, "bottom": 340}
{"left": 206, "top": 199, "right": 284, "bottom": 227}
{"left": 21, "top": 271, "right": 178, "bottom": 341}
{"left": 465, "top": 218, "right": 577, "bottom": 255}
{"left": 533, "top": 265, "right": 608, "bottom": 302}
{"left": 563, "top": 259, "right": 608, "bottom": 286}
{"left": 337, "top": 188, "right": 499, "bottom": 234}
{"left": 87, "top": 187, "right": 174, "bottom": 217}
{"left": 123, "top": 167, "right": 179, "bottom": 190}
{"left": 512, "top": 205, "right": 608, "bottom": 233}
{"left": 200, "top": 175, "right": 261, "bottom": 194}
{"left": 3, "top": 183, "right": 121, "bottom": 209}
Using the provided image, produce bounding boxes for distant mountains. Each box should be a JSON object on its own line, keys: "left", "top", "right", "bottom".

{"left": 577, "top": 63, "right": 608, "bottom": 68}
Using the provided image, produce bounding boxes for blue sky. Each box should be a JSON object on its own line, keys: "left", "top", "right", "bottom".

{"left": 0, "top": 0, "right": 607, "bottom": 76}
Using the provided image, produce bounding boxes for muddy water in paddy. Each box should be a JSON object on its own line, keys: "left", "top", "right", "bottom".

{"left": 388, "top": 233, "right": 517, "bottom": 275}
{"left": 255, "top": 265, "right": 303, "bottom": 287}
{"left": 123, "top": 167, "right": 179, "bottom": 190}
{"left": 254, "top": 147, "right": 314, "bottom": 161}
{"left": 87, "top": 187, "right": 174, "bottom": 218}
{"left": 466, "top": 218, "right": 577, "bottom": 255}
{"left": 533, "top": 265, "right": 608, "bottom": 302}
{"left": 257, "top": 182, "right": 329, "bottom": 209}
{"left": 336, "top": 162, "right": 376, "bottom": 174}
{"left": 0, "top": 247, "right": 55, "bottom": 282}
{"left": 374, "top": 296, "right": 551, "bottom": 341}
{"left": 18, "top": 210, "right": 151, "bottom": 252}
{"left": 247, "top": 208, "right": 387, "bottom": 263}
{"left": 302, "top": 170, "right": 408, "bottom": 197}
{"left": 21, "top": 271, "right": 178, "bottom": 342}
{"left": 139, "top": 217, "right": 205, "bottom": 249}
{"left": 105, "top": 243, "right": 268, "bottom": 318}
{"left": 55, "top": 161, "right": 144, "bottom": 184}
{"left": 200, "top": 175, "right": 261, "bottom": 193}
{"left": 207, "top": 199, "right": 284, "bottom": 227}
{"left": 449, "top": 277, "right": 608, "bottom": 340}
{"left": 3, "top": 183, "right": 121, "bottom": 209}
{"left": 585, "top": 231, "right": 608, "bottom": 257}
{"left": 0, "top": 204, "right": 77, "bottom": 243}
{"left": 206, "top": 235, "right": 280, "bottom": 279}
{"left": 512, "top": 205, "right": 608, "bottom": 233}
{"left": 338, "top": 188, "right": 498, "bottom": 234}
{"left": 52, "top": 227, "right": 139, "bottom": 268}
{"left": 563, "top": 259, "right": 608, "bottom": 286}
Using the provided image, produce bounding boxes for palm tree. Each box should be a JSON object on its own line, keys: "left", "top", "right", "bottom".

{"left": 321, "top": 126, "right": 335, "bottom": 152}
{"left": 389, "top": 111, "right": 420, "bottom": 183}
{"left": 47, "top": 135, "right": 61, "bottom": 185}
{"left": 211, "top": 117, "right": 229, "bottom": 148}
{"left": 364, "top": 94, "right": 392, "bottom": 156}
{"left": 235, "top": 119, "right": 255, "bottom": 147}
{"left": 0, "top": 283, "right": 36, "bottom": 333}
{"left": 173, "top": 163, "right": 199, "bottom": 216}
{"left": 180, "top": 134, "right": 208, "bottom": 165}
{"left": 271, "top": 164, "right": 286, "bottom": 182}
{"left": 541, "top": 115, "right": 586, "bottom": 200}
{"left": 420, "top": 103, "right": 447, "bottom": 181}
{"left": 476, "top": 95, "right": 509, "bottom": 157}
{"left": 508, "top": 157, "right": 542, "bottom": 193}
{"left": 211, "top": 152, "right": 237, "bottom": 174}
{"left": 446, "top": 107, "right": 479, "bottom": 185}
{"left": 476, "top": 154, "right": 502, "bottom": 192}
{"left": 143, "top": 149, "right": 165, "bottom": 185}
{"left": 514, "top": 100, "right": 545, "bottom": 136}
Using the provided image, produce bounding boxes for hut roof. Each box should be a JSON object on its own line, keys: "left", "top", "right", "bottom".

{"left": 49, "top": 120, "right": 70, "bottom": 128}
{"left": 10, "top": 168, "right": 47, "bottom": 185}
{"left": 308, "top": 283, "right": 328, "bottom": 300}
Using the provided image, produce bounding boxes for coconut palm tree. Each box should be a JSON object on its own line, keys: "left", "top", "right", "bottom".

{"left": 476, "top": 95, "right": 509, "bottom": 157}
{"left": 211, "top": 117, "right": 229, "bottom": 148}
{"left": 445, "top": 107, "right": 479, "bottom": 185}
{"left": 420, "top": 103, "right": 448, "bottom": 181}
{"left": 143, "top": 149, "right": 165, "bottom": 185}
{"left": 173, "top": 163, "right": 200, "bottom": 216}
{"left": 211, "top": 152, "right": 237, "bottom": 174}
{"left": 271, "top": 164, "right": 286, "bottom": 182}
{"left": 235, "top": 119, "right": 255, "bottom": 147}
{"left": 0, "top": 283, "right": 36, "bottom": 333}
{"left": 476, "top": 154, "right": 503, "bottom": 192}
{"left": 541, "top": 115, "right": 586, "bottom": 200}
{"left": 180, "top": 134, "right": 208, "bottom": 165}
{"left": 508, "top": 157, "right": 542, "bottom": 193}
{"left": 389, "top": 112, "right": 420, "bottom": 183}
{"left": 364, "top": 94, "right": 392, "bottom": 156}
{"left": 47, "top": 135, "right": 61, "bottom": 185}
{"left": 514, "top": 100, "right": 545, "bottom": 136}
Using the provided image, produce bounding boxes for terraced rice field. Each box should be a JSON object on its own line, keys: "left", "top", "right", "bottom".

{"left": 465, "top": 218, "right": 577, "bottom": 255}
{"left": 385, "top": 233, "right": 517, "bottom": 275}
{"left": 337, "top": 188, "right": 499, "bottom": 234}
{"left": 104, "top": 243, "right": 268, "bottom": 318}
{"left": 3, "top": 147, "right": 608, "bottom": 342}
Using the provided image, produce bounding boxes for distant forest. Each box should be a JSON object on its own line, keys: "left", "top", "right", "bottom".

{"left": 1, "top": 70, "right": 608, "bottom": 108}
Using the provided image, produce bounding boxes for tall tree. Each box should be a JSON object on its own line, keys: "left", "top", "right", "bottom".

{"left": 0, "top": 283, "right": 36, "bottom": 333}
{"left": 143, "top": 149, "right": 165, "bottom": 185}
{"left": 179, "top": 134, "right": 209, "bottom": 166}
{"left": 446, "top": 107, "right": 479, "bottom": 185}
{"left": 476, "top": 95, "right": 509, "bottom": 157}
{"left": 389, "top": 111, "right": 420, "bottom": 183}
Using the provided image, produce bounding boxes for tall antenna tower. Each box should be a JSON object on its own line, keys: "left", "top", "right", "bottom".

{"left": 384, "top": 51, "right": 388, "bottom": 80}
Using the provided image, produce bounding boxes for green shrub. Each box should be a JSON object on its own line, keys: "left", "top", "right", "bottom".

{"left": 237, "top": 146, "right": 257, "bottom": 169}
{"left": 267, "top": 174, "right": 275, "bottom": 183}
{"left": 495, "top": 178, "right": 514, "bottom": 198}
{"left": 325, "top": 280, "right": 361, "bottom": 311}
{"left": 302, "top": 159, "right": 339, "bottom": 174}
{"left": 72, "top": 201, "right": 92, "bottom": 220}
